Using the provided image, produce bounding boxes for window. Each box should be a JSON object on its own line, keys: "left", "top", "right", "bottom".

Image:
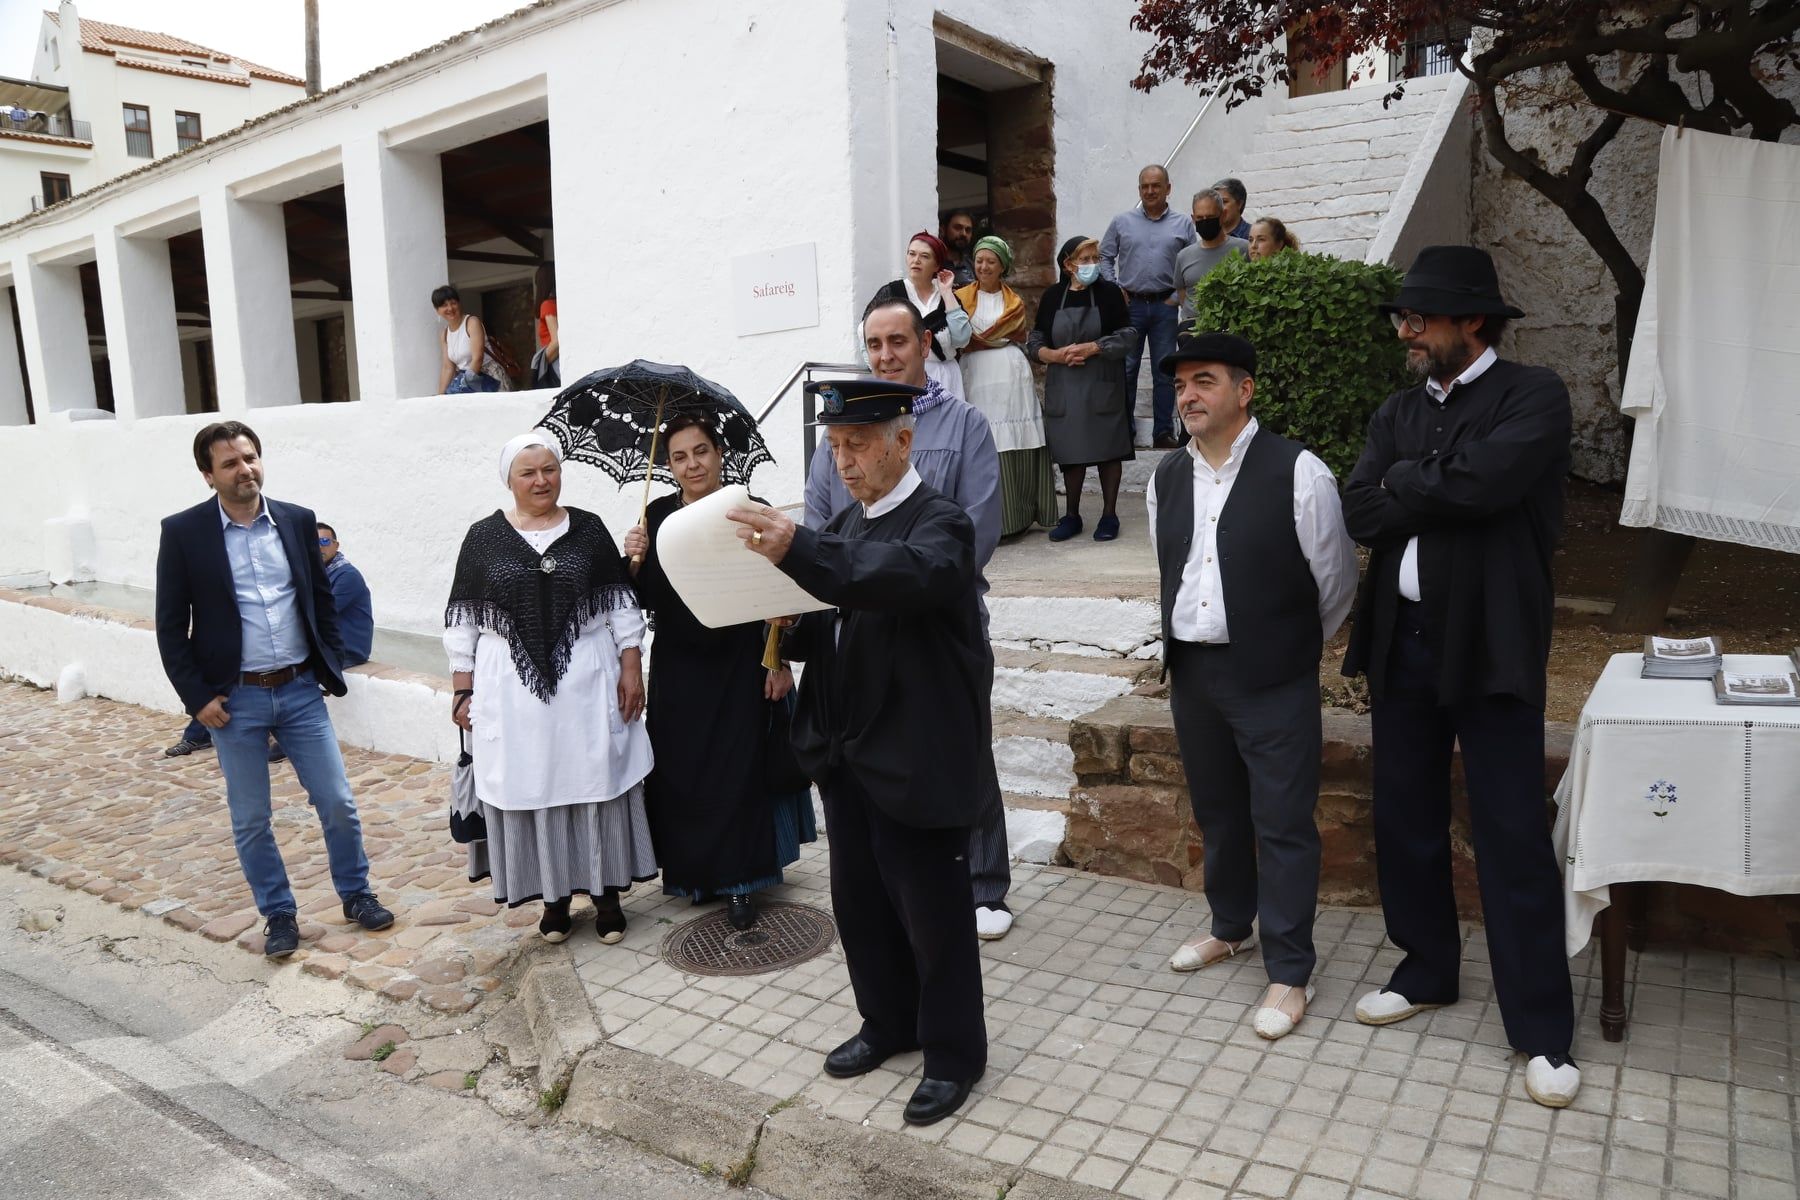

{"left": 175, "top": 111, "right": 202, "bottom": 151}
{"left": 123, "top": 104, "right": 152, "bottom": 157}
{"left": 40, "top": 172, "right": 72, "bottom": 206}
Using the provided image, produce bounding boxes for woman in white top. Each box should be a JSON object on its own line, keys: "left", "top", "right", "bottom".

{"left": 445, "top": 431, "right": 655, "bottom": 944}
{"left": 435, "top": 284, "right": 513, "bottom": 394}
{"left": 954, "top": 235, "right": 1057, "bottom": 535}
{"left": 862, "top": 231, "right": 971, "bottom": 401}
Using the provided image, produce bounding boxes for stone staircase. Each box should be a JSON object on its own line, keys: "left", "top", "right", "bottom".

{"left": 1234, "top": 73, "right": 1460, "bottom": 264}
{"left": 984, "top": 492, "right": 1164, "bottom": 865}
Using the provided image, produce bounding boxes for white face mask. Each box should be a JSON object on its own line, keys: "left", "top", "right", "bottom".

{"left": 1074, "top": 263, "right": 1100, "bottom": 285}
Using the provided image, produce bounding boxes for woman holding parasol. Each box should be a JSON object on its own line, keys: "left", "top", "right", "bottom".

{"left": 620, "top": 415, "right": 817, "bottom": 930}
{"left": 538, "top": 362, "right": 805, "bottom": 931}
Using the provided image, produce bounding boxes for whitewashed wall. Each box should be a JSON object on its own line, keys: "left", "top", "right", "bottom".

{"left": 0, "top": 0, "right": 1227, "bottom": 643}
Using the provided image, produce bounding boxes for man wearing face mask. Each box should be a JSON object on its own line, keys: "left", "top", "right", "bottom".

{"left": 1173, "top": 190, "right": 1251, "bottom": 329}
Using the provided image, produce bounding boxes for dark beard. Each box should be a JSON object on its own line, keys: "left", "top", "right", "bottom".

{"left": 1406, "top": 336, "right": 1478, "bottom": 382}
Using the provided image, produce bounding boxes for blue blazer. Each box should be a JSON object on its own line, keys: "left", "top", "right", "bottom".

{"left": 155, "top": 496, "right": 349, "bottom": 715}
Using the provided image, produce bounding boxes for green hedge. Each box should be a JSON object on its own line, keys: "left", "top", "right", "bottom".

{"left": 1187, "top": 251, "right": 1409, "bottom": 479}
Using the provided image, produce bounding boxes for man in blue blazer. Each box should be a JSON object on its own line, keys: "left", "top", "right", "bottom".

{"left": 155, "top": 421, "right": 394, "bottom": 957}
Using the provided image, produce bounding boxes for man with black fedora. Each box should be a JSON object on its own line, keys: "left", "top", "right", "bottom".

{"left": 1147, "top": 331, "right": 1357, "bottom": 1041}
{"left": 731, "top": 377, "right": 993, "bottom": 1126}
{"left": 1341, "top": 246, "right": 1580, "bottom": 1107}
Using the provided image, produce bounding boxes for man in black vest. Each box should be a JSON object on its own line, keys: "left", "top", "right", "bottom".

{"left": 731, "top": 377, "right": 992, "bottom": 1127}
{"left": 1147, "top": 333, "right": 1357, "bottom": 1041}
{"left": 1341, "top": 246, "right": 1580, "bottom": 1108}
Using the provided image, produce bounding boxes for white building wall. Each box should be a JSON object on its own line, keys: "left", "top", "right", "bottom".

{"left": 0, "top": 139, "right": 98, "bottom": 224}
{"left": 0, "top": 0, "right": 1224, "bottom": 642}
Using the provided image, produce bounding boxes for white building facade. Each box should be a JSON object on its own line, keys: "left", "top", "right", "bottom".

{"left": 0, "top": 0, "right": 1219, "bottom": 636}
{"left": 2, "top": 2, "right": 306, "bottom": 222}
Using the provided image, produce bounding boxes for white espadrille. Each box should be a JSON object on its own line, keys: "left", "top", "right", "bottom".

{"left": 1525, "top": 1056, "right": 1581, "bottom": 1108}
{"left": 1168, "top": 934, "right": 1255, "bottom": 973}
{"left": 975, "top": 906, "right": 1014, "bottom": 941}
{"left": 1252, "top": 984, "right": 1315, "bottom": 1040}
{"left": 1353, "top": 988, "right": 1441, "bottom": 1026}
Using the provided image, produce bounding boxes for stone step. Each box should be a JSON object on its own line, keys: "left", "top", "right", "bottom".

{"left": 990, "top": 645, "right": 1156, "bottom": 721}
{"left": 1000, "top": 799, "right": 1067, "bottom": 864}
{"left": 1272, "top": 74, "right": 1453, "bottom": 121}
{"left": 1238, "top": 150, "right": 1415, "bottom": 189}
{"left": 993, "top": 711, "right": 1077, "bottom": 800}
{"left": 1282, "top": 212, "right": 1384, "bottom": 244}
{"left": 1250, "top": 175, "right": 1400, "bottom": 209}
{"left": 1251, "top": 117, "right": 1418, "bottom": 155}
{"left": 988, "top": 595, "right": 1162, "bottom": 658}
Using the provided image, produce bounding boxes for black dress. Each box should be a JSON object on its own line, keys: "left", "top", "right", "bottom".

{"left": 635, "top": 491, "right": 816, "bottom": 897}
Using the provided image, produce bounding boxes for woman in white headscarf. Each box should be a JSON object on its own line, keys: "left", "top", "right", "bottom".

{"left": 444, "top": 431, "right": 657, "bottom": 944}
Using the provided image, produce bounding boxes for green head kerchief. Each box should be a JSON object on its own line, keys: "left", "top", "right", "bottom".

{"left": 973, "top": 235, "right": 1013, "bottom": 275}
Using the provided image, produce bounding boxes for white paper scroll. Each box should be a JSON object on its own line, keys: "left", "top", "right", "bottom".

{"left": 654, "top": 484, "right": 832, "bottom": 629}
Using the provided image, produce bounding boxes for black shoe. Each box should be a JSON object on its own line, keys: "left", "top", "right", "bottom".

{"left": 263, "top": 912, "right": 300, "bottom": 958}
{"left": 164, "top": 738, "right": 210, "bottom": 757}
{"left": 903, "top": 1074, "right": 980, "bottom": 1126}
{"left": 824, "top": 1034, "right": 913, "bottom": 1079}
{"left": 539, "top": 897, "right": 573, "bottom": 943}
{"left": 1152, "top": 433, "right": 1182, "bottom": 449}
{"left": 594, "top": 892, "right": 627, "bottom": 945}
{"left": 342, "top": 892, "right": 395, "bottom": 931}
{"left": 727, "top": 894, "right": 757, "bottom": 931}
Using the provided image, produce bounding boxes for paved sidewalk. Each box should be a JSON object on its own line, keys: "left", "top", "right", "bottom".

{"left": 0, "top": 681, "right": 525, "bottom": 1013}
{"left": 7, "top": 679, "right": 1799, "bottom": 1199}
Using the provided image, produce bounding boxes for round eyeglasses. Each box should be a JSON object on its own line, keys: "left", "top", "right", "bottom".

{"left": 1389, "top": 311, "right": 1427, "bottom": 334}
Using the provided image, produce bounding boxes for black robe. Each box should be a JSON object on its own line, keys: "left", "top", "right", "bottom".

{"left": 634, "top": 492, "right": 781, "bottom": 890}
{"left": 1340, "top": 357, "right": 1572, "bottom": 708}
{"left": 779, "top": 482, "right": 996, "bottom": 830}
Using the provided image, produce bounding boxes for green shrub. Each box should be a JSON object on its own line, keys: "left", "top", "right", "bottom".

{"left": 1187, "top": 251, "right": 1409, "bottom": 479}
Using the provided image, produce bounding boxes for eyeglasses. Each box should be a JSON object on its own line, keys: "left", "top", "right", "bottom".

{"left": 317, "top": 537, "right": 333, "bottom": 547}
{"left": 1389, "top": 311, "right": 1427, "bottom": 334}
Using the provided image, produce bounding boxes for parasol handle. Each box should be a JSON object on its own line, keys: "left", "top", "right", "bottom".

{"left": 761, "top": 624, "right": 783, "bottom": 672}
{"left": 632, "top": 391, "right": 666, "bottom": 565}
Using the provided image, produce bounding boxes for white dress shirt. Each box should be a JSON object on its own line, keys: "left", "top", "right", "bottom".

{"left": 218, "top": 498, "right": 309, "bottom": 672}
{"left": 1145, "top": 418, "right": 1359, "bottom": 645}
{"left": 1398, "top": 346, "right": 1497, "bottom": 601}
{"left": 863, "top": 465, "right": 923, "bottom": 518}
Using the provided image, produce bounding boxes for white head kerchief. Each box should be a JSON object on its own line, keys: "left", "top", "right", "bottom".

{"left": 499, "top": 430, "right": 562, "bottom": 487}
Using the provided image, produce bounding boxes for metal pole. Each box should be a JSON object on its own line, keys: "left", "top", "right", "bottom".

{"left": 304, "top": 0, "right": 322, "bottom": 96}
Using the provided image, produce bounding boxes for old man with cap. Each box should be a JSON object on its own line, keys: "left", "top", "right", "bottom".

{"left": 731, "top": 378, "right": 993, "bottom": 1127}
{"left": 1341, "top": 246, "right": 1580, "bottom": 1107}
{"left": 1147, "top": 332, "right": 1357, "bottom": 1040}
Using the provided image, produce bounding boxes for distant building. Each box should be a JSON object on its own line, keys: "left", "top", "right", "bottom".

{"left": 1, "top": 1, "right": 304, "bottom": 221}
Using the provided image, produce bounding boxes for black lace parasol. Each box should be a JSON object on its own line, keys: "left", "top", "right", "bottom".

{"left": 535, "top": 360, "right": 775, "bottom": 488}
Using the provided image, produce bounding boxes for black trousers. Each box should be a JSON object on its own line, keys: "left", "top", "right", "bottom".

{"left": 821, "top": 771, "right": 988, "bottom": 1082}
{"left": 1167, "top": 641, "right": 1322, "bottom": 985}
{"left": 1371, "top": 607, "right": 1574, "bottom": 1057}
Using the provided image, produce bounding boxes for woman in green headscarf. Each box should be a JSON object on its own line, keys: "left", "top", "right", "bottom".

{"left": 955, "top": 235, "right": 1058, "bottom": 536}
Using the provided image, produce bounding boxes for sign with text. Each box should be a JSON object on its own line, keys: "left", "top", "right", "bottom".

{"left": 730, "top": 242, "right": 819, "bottom": 337}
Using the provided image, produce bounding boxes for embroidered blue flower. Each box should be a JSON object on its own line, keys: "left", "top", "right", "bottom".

{"left": 1646, "top": 779, "right": 1677, "bottom": 818}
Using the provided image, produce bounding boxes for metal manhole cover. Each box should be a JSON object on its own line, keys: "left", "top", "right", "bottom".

{"left": 661, "top": 900, "right": 837, "bottom": 977}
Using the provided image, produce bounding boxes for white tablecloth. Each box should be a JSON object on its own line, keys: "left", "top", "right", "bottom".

{"left": 1552, "top": 653, "right": 1800, "bottom": 955}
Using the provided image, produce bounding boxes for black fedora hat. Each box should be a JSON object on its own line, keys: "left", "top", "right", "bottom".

{"left": 1379, "top": 245, "right": 1525, "bottom": 319}
{"left": 1158, "top": 331, "right": 1256, "bottom": 378}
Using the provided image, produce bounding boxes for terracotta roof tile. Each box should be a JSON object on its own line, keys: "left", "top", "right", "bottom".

{"left": 45, "top": 11, "right": 305, "bottom": 87}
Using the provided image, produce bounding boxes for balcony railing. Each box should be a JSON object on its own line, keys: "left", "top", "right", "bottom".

{"left": 1, "top": 110, "right": 91, "bottom": 142}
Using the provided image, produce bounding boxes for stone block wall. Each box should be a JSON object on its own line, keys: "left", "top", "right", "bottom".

{"left": 1064, "top": 692, "right": 1799, "bottom": 958}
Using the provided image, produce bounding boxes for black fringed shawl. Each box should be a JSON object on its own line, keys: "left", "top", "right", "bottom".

{"left": 445, "top": 508, "right": 637, "bottom": 702}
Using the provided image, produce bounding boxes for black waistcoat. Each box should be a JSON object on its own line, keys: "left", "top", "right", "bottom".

{"left": 1154, "top": 428, "right": 1321, "bottom": 689}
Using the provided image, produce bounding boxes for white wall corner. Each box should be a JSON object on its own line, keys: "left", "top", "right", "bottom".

{"left": 343, "top": 135, "right": 447, "bottom": 403}
{"left": 200, "top": 190, "right": 301, "bottom": 413}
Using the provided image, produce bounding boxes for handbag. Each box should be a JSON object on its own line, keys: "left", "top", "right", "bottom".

{"left": 763, "top": 692, "right": 812, "bottom": 794}
{"left": 484, "top": 333, "right": 523, "bottom": 382}
{"left": 449, "top": 727, "right": 488, "bottom": 844}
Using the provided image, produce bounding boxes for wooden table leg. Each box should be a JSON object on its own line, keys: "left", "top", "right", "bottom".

{"left": 1599, "top": 895, "right": 1628, "bottom": 1042}
{"left": 1622, "top": 881, "right": 1649, "bottom": 953}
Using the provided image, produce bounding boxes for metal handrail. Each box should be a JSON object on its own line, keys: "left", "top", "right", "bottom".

{"left": 756, "top": 359, "right": 867, "bottom": 469}
{"left": 1162, "top": 82, "right": 1226, "bottom": 170}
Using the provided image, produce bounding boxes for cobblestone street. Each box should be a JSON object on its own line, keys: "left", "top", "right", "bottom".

{"left": 6, "top": 679, "right": 1799, "bottom": 1199}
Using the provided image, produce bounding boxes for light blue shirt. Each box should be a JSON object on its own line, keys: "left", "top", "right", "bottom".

{"left": 219, "top": 499, "right": 308, "bottom": 672}
{"left": 1099, "top": 204, "right": 1198, "bottom": 293}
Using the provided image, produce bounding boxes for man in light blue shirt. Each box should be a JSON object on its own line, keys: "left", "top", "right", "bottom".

{"left": 1101, "top": 165, "right": 1197, "bottom": 448}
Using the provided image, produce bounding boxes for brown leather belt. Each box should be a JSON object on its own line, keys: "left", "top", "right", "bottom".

{"left": 240, "top": 664, "right": 305, "bottom": 688}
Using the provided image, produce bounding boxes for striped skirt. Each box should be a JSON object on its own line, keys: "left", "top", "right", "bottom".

{"left": 999, "top": 446, "right": 1059, "bottom": 536}
{"left": 466, "top": 782, "right": 660, "bottom": 907}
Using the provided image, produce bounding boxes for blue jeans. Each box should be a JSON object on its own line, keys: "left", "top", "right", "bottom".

{"left": 211, "top": 671, "right": 371, "bottom": 917}
{"left": 1125, "top": 299, "right": 1181, "bottom": 440}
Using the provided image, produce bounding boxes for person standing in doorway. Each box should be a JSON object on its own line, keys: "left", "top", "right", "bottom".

{"left": 1341, "top": 245, "right": 1580, "bottom": 1109}
{"left": 154, "top": 422, "right": 395, "bottom": 958}
{"left": 940, "top": 209, "right": 978, "bottom": 289}
{"left": 1149, "top": 334, "right": 1356, "bottom": 1041}
{"left": 1101, "top": 165, "right": 1196, "bottom": 449}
